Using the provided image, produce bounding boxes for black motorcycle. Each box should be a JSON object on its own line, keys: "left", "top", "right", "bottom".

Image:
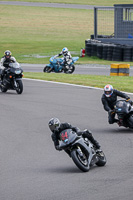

{"left": 59, "top": 129, "right": 106, "bottom": 172}
{"left": 0, "top": 62, "right": 23, "bottom": 94}
{"left": 114, "top": 100, "right": 133, "bottom": 128}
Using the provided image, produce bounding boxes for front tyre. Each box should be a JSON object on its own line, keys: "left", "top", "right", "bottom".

{"left": 95, "top": 151, "right": 107, "bottom": 166}
{"left": 43, "top": 66, "right": 52, "bottom": 73}
{"left": 64, "top": 65, "right": 75, "bottom": 74}
{"left": 71, "top": 149, "right": 90, "bottom": 172}
{"left": 16, "top": 80, "right": 23, "bottom": 94}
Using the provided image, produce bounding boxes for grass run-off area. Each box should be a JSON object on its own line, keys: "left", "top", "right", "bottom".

{"left": 4, "top": 0, "right": 133, "bottom": 6}
{"left": 0, "top": 4, "right": 133, "bottom": 66}
{"left": 24, "top": 72, "right": 133, "bottom": 93}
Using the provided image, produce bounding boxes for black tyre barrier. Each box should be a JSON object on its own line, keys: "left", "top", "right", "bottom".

{"left": 85, "top": 43, "right": 92, "bottom": 57}
{"left": 112, "top": 45, "right": 123, "bottom": 61}
{"left": 97, "top": 43, "right": 103, "bottom": 59}
{"left": 107, "top": 44, "right": 115, "bottom": 61}
{"left": 85, "top": 39, "right": 133, "bottom": 62}
{"left": 102, "top": 44, "right": 109, "bottom": 60}
{"left": 91, "top": 43, "right": 97, "bottom": 56}
{"left": 123, "top": 46, "right": 132, "bottom": 62}
{"left": 132, "top": 47, "right": 133, "bottom": 61}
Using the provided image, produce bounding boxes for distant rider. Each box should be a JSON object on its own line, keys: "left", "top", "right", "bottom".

{"left": 54, "top": 47, "right": 72, "bottom": 69}
{"left": 101, "top": 84, "right": 132, "bottom": 124}
{"left": 48, "top": 118, "right": 101, "bottom": 154}
{"left": 0, "top": 50, "right": 17, "bottom": 78}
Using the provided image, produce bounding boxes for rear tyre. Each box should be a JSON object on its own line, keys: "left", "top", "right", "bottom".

{"left": 71, "top": 149, "right": 90, "bottom": 172}
{"left": 95, "top": 151, "right": 106, "bottom": 166}
{"left": 64, "top": 65, "right": 75, "bottom": 74}
{"left": 16, "top": 80, "right": 23, "bottom": 94}
{"left": 1, "top": 86, "right": 7, "bottom": 93}
{"left": 43, "top": 66, "right": 52, "bottom": 73}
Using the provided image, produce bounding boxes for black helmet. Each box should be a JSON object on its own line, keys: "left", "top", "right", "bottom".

{"left": 4, "top": 50, "right": 12, "bottom": 59}
{"left": 48, "top": 118, "right": 61, "bottom": 132}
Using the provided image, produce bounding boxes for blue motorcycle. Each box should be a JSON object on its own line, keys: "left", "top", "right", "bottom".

{"left": 43, "top": 56, "right": 79, "bottom": 74}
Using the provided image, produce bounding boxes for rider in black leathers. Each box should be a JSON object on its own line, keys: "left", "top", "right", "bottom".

{"left": 48, "top": 118, "right": 101, "bottom": 153}
{"left": 0, "top": 50, "right": 17, "bottom": 79}
{"left": 101, "top": 84, "right": 132, "bottom": 124}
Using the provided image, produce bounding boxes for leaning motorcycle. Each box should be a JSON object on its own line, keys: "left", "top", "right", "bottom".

{"left": 0, "top": 62, "right": 23, "bottom": 94}
{"left": 43, "top": 56, "right": 79, "bottom": 74}
{"left": 59, "top": 129, "right": 106, "bottom": 172}
{"left": 114, "top": 100, "right": 133, "bottom": 128}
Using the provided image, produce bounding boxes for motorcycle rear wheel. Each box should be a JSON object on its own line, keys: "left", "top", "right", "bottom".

{"left": 71, "top": 149, "right": 90, "bottom": 172}
{"left": 16, "top": 80, "right": 23, "bottom": 94}
{"left": 64, "top": 65, "right": 75, "bottom": 74}
{"left": 1, "top": 86, "right": 7, "bottom": 93}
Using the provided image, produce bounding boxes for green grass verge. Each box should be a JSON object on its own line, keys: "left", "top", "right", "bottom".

{"left": 24, "top": 72, "right": 133, "bottom": 93}
{"left": 0, "top": 5, "right": 91, "bottom": 63}
{"left": 0, "top": 4, "right": 133, "bottom": 65}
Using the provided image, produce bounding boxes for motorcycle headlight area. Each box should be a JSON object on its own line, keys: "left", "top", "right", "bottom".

{"left": 15, "top": 70, "right": 21, "bottom": 74}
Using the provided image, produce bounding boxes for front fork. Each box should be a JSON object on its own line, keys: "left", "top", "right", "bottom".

{"left": 13, "top": 79, "right": 17, "bottom": 88}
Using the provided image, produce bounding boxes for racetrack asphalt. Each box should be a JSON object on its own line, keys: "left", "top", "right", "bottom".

{"left": 1, "top": 2, "right": 133, "bottom": 199}
{"left": 0, "top": 78, "right": 133, "bottom": 200}
{"left": 21, "top": 63, "right": 133, "bottom": 76}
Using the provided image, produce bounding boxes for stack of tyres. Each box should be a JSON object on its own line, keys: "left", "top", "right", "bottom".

{"left": 107, "top": 44, "right": 115, "bottom": 61}
{"left": 102, "top": 44, "right": 109, "bottom": 60}
{"left": 97, "top": 43, "right": 103, "bottom": 59}
{"left": 112, "top": 45, "right": 123, "bottom": 61}
{"left": 132, "top": 47, "right": 133, "bottom": 61}
{"left": 91, "top": 43, "right": 97, "bottom": 56}
{"left": 85, "top": 41, "right": 92, "bottom": 57}
{"left": 119, "top": 64, "right": 130, "bottom": 76}
{"left": 123, "top": 46, "right": 132, "bottom": 61}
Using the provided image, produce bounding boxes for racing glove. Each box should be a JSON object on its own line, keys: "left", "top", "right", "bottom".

{"left": 55, "top": 145, "right": 62, "bottom": 151}
{"left": 126, "top": 97, "right": 132, "bottom": 105}
{"left": 108, "top": 109, "right": 115, "bottom": 115}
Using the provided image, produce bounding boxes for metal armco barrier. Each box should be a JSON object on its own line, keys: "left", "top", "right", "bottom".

{"left": 110, "top": 63, "right": 130, "bottom": 76}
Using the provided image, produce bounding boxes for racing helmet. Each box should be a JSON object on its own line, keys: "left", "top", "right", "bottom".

{"left": 62, "top": 47, "right": 68, "bottom": 56}
{"left": 4, "top": 50, "right": 12, "bottom": 59}
{"left": 104, "top": 84, "right": 113, "bottom": 97}
{"left": 48, "top": 118, "right": 61, "bottom": 132}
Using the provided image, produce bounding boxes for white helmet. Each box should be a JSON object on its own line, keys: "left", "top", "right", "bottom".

{"left": 104, "top": 84, "right": 113, "bottom": 97}
{"left": 62, "top": 47, "right": 68, "bottom": 55}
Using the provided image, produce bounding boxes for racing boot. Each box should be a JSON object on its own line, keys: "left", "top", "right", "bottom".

{"left": 82, "top": 129, "right": 101, "bottom": 150}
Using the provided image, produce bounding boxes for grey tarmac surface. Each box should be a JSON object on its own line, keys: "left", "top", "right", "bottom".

{"left": 21, "top": 63, "right": 133, "bottom": 76}
{"left": 0, "top": 78, "right": 133, "bottom": 200}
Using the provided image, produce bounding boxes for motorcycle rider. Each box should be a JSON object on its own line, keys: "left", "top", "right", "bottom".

{"left": 48, "top": 118, "right": 101, "bottom": 153}
{"left": 54, "top": 47, "right": 72, "bottom": 69}
{"left": 0, "top": 50, "right": 17, "bottom": 79}
{"left": 101, "top": 84, "right": 132, "bottom": 124}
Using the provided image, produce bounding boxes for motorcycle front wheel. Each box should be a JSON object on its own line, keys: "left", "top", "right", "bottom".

{"left": 43, "top": 66, "right": 52, "bottom": 73}
{"left": 16, "top": 80, "right": 23, "bottom": 94}
{"left": 64, "top": 65, "right": 75, "bottom": 74}
{"left": 71, "top": 149, "right": 90, "bottom": 172}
